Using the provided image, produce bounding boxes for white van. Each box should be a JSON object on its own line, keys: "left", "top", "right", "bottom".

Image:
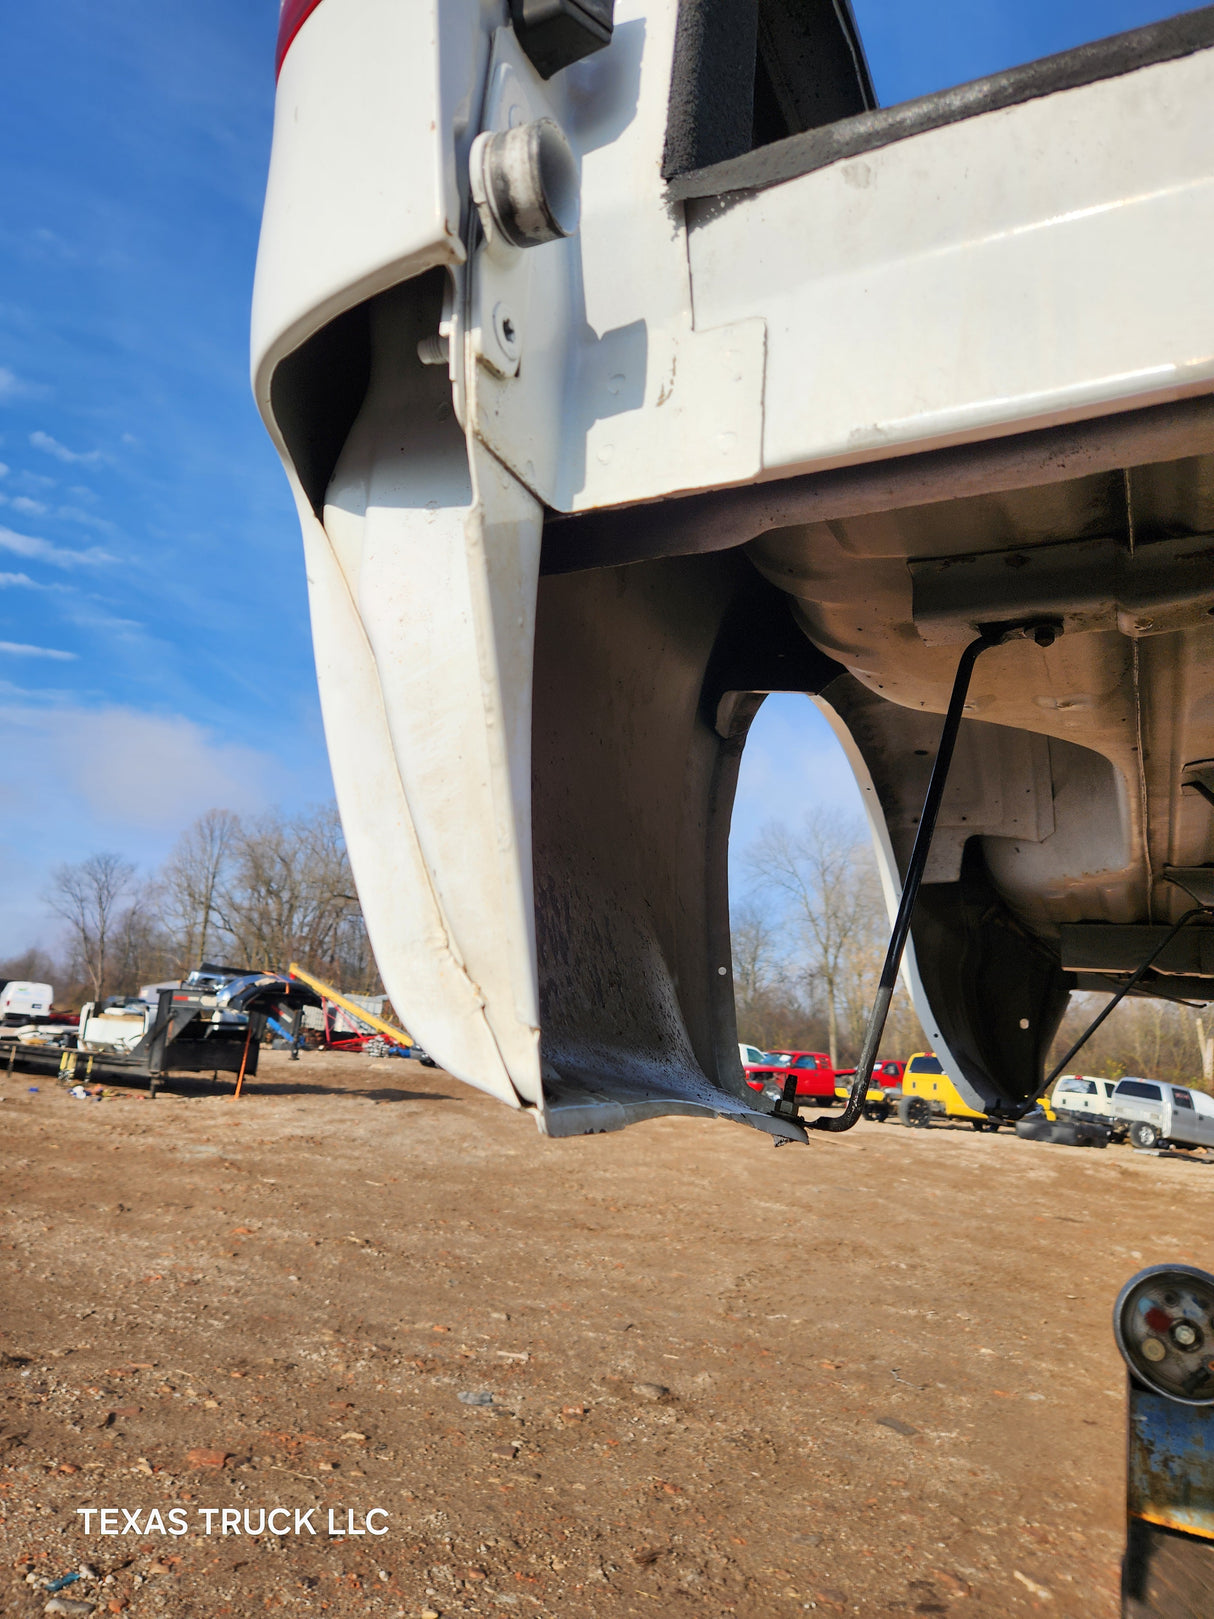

{"left": 1051, "top": 1074, "right": 1121, "bottom": 1123}
{"left": 1109, "top": 1078, "right": 1214, "bottom": 1151}
{"left": 0, "top": 981, "right": 53, "bottom": 1024}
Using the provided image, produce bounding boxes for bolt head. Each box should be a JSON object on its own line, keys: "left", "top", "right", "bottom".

{"left": 472, "top": 118, "right": 580, "bottom": 250}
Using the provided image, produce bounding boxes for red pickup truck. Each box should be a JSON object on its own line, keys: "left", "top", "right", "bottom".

{"left": 747, "top": 1053, "right": 907, "bottom": 1106}
{"left": 746, "top": 1050, "right": 838, "bottom": 1104}
{"left": 842, "top": 1058, "right": 906, "bottom": 1090}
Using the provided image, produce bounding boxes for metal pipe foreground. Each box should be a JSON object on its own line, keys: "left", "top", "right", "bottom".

{"left": 1115, "top": 1265, "right": 1214, "bottom": 1616}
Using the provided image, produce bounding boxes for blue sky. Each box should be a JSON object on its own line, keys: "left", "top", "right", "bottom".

{"left": 0, "top": 0, "right": 1195, "bottom": 955}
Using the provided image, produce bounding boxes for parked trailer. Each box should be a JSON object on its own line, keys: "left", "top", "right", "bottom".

{"left": 0, "top": 965, "right": 320, "bottom": 1096}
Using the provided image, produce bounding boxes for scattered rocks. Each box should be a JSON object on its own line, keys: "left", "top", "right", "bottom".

{"left": 631, "top": 1383, "right": 668, "bottom": 1401}
{"left": 875, "top": 1415, "right": 918, "bottom": 1437}
{"left": 931, "top": 1569, "right": 972, "bottom": 1598}
{"left": 1013, "top": 1569, "right": 1052, "bottom": 1600}
{"left": 184, "top": 1447, "right": 228, "bottom": 1469}
{"left": 44, "top": 1600, "right": 96, "bottom": 1617}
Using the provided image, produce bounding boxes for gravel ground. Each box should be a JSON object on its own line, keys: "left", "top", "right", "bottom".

{"left": 2, "top": 1049, "right": 1212, "bottom": 1617}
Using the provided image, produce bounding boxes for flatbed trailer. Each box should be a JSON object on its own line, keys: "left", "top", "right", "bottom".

{"left": 0, "top": 972, "right": 320, "bottom": 1096}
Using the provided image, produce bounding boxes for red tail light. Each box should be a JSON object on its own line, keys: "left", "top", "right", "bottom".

{"left": 277, "top": 0, "right": 326, "bottom": 77}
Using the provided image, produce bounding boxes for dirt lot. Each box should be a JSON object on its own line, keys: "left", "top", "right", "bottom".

{"left": 2, "top": 1051, "right": 1212, "bottom": 1618}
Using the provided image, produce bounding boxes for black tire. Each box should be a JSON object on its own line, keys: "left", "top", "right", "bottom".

{"left": 1129, "top": 1120, "right": 1160, "bottom": 1150}
{"left": 898, "top": 1095, "right": 932, "bottom": 1128}
{"left": 864, "top": 1102, "right": 891, "bottom": 1124}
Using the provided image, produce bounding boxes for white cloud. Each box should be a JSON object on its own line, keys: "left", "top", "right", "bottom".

{"left": 10, "top": 495, "right": 47, "bottom": 516}
{"left": 0, "top": 571, "right": 45, "bottom": 589}
{"left": 0, "top": 641, "right": 77, "bottom": 661}
{"left": 0, "top": 704, "right": 318, "bottom": 954}
{"left": 29, "top": 430, "right": 105, "bottom": 466}
{"left": 0, "top": 524, "right": 115, "bottom": 568}
{"left": 0, "top": 368, "right": 48, "bottom": 403}
{"left": 56, "top": 505, "right": 116, "bottom": 534}
{"left": 0, "top": 702, "right": 283, "bottom": 840}
{"left": 61, "top": 604, "right": 143, "bottom": 640}
{"left": 0, "top": 462, "right": 9, "bottom": 477}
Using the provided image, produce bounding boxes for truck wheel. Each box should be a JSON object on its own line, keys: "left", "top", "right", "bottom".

{"left": 1129, "top": 1121, "right": 1160, "bottom": 1150}
{"left": 898, "top": 1096, "right": 932, "bottom": 1128}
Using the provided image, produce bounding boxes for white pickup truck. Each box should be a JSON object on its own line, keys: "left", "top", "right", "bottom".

{"left": 1108, "top": 1078, "right": 1214, "bottom": 1152}
{"left": 1051, "top": 1074, "right": 1123, "bottom": 1130}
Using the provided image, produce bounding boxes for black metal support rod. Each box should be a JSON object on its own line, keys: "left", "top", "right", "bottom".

{"left": 808, "top": 630, "right": 1002, "bottom": 1134}
{"left": 1040, "top": 905, "right": 1209, "bottom": 1093}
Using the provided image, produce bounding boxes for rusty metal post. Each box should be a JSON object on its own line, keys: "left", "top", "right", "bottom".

{"left": 232, "top": 1019, "right": 254, "bottom": 1100}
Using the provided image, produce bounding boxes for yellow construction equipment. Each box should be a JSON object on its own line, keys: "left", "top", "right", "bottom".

{"left": 287, "top": 962, "right": 414, "bottom": 1049}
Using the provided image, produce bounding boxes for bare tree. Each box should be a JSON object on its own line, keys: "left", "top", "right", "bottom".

{"left": 746, "top": 812, "right": 883, "bottom": 1067}
{"left": 47, "top": 852, "right": 137, "bottom": 1003}
{"left": 0, "top": 946, "right": 59, "bottom": 986}
{"left": 1049, "top": 993, "right": 1214, "bottom": 1093}
{"left": 730, "top": 900, "right": 778, "bottom": 1009}
{"left": 212, "top": 805, "right": 367, "bottom": 983}
{"left": 156, "top": 808, "right": 240, "bottom": 974}
{"left": 1198, "top": 1015, "right": 1214, "bottom": 1085}
{"left": 109, "top": 905, "right": 174, "bottom": 997}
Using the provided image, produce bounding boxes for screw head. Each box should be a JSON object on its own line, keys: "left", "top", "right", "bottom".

{"left": 492, "top": 304, "right": 520, "bottom": 363}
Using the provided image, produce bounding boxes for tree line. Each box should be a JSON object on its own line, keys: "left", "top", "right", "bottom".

{"left": 8, "top": 793, "right": 1211, "bottom": 1082}
{"left": 733, "top": 808, "right": 1213, "bottom": 1088}
{"left": 0, "top": 805, "right": 377, "bottom": 1009}
{"left": 731, "top": 809, "right": 926, "bottom": 1066}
